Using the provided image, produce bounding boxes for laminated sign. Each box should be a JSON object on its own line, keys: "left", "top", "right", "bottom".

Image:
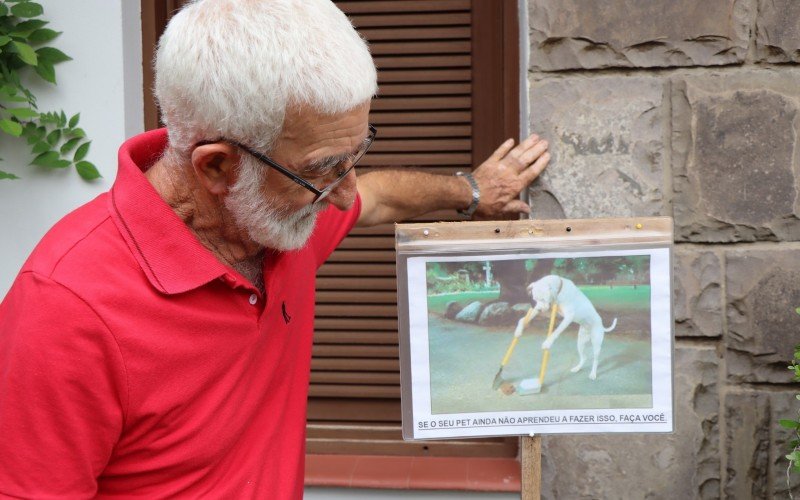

{"left": 395, "top": 217, "right": 674, "bottom": 440}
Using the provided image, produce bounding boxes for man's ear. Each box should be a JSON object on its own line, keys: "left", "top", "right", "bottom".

{"left": 190, "top": 143, "right": 240, "bottom": 195}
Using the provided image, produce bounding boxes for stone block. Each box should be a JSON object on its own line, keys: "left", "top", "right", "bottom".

{"left": 540, "top": 344, "right": 719, "bottom": 499}
{"left": 756, "top": 0, "right": 800, "bottom": 63}
{"left": 724, "top": 392, "right": 770, "bottom": 498}
{"left": 672, "top": 70, "right": 800, "bottom": 242}
{"left": 455, "top": 301, "right": 482, "bottom": 323}
{"left": 725, "top": 249, "right": 800, "bottom": 384}
{"left": 444, "top": 301, "right": 463, "bottom": 320}
{"left": 478, "top": 302, "right": 517, "bottom": 326}
{"left": 674, "top": 247, "right": 723, "bottom": 338}
{"left": 529, "top": 0, "right": 751, "bottom": 71}
{"left": 528, "top": 76, "right": 666, "bottom": 219}
{"left": 770, "top": 391, "right": 800, "bottom": 498}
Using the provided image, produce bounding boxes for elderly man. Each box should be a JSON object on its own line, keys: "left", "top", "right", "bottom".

{"left": 0, "top": 0, "right": 549, "bottom": 498}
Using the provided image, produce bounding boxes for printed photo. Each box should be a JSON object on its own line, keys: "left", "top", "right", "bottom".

{"left": 426, "top": 255, "right": 652, "bottom": 414}
{"left": 401, "top": 246, "right": 673, "bottom": 439}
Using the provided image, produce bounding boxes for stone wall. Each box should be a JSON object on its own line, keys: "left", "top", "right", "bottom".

{"left": 527, "top": 0, "right": 800, "bottom": 497}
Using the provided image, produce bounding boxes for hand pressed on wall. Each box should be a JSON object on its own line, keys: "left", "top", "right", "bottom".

{"left": 471, "top": 134, "right": 550, "bottom": 220}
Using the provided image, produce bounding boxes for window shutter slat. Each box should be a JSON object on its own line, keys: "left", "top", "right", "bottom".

{"left": 313, "top": 331, "right": 398, "bottom": 345}
{"left": 359, "top": 26, "right": 471, "bottom": 41}
{"left": 337, "top": 0, "right": 471, "bottom": 15}
{"left": 352, "top": 13, "right": 471, "bottom": 28}
{"left": 371, "top": 41, "right": 471, "bottom": 55}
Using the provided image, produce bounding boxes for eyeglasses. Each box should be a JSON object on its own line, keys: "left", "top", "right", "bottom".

{"left": 224, "top": 124, "right": 376, "bottom": 204}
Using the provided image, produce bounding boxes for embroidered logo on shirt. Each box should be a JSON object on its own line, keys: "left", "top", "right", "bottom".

{"left": 282, "top": 301, "right": 291, "bottom": 324}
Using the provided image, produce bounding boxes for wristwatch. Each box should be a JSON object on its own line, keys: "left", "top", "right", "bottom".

{"left": 455, "top": 171, "right": 480, "bottom": 218}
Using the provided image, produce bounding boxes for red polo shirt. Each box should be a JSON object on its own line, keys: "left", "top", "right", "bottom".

{"left": 0, "top": 129, "right": 360, "bottom": 498}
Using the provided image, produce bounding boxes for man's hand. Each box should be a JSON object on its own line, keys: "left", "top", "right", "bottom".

{"left": 355, "top": 133, "right": 550, "bottom": 227}
{"left": 470, "top": 134, "right": 550, "bottom": 219}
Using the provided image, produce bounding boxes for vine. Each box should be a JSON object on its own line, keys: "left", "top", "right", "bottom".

{"left": 0, "top": 0, "right": 97, "bottom": 180}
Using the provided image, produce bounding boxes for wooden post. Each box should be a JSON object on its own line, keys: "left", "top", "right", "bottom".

{"left": 521, "top": 435, "right": 541, "bottom": 500}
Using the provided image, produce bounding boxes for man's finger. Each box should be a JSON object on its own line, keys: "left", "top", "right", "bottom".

{"left": 519, "top": 151, "right": 551, "bottom": 185}
{"left": 507, "top": 134, "right": 540, "bottom": 158}
{"left": 505, "top": 199, "right": 532, "bottom": 215}
{"left": 488, "top": 138, "right": 515, "bottom": 162}
{"left": 517, "top": 139, "right": 549, "bottom": 166}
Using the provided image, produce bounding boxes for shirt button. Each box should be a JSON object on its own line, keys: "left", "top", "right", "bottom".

{"left": 248, "top": 294, "right": 258, "bottom": 305}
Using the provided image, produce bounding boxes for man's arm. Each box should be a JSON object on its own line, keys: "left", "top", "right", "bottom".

{"left": 356, "top": 134, "right": 550, "bottom": 227}
{"left": 0, "top": 273, "right": 125, "bottom": 496}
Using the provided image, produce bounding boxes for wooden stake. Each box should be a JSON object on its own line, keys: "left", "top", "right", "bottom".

{"left": 520, "top": 435, "right": 541, "bottom": 499}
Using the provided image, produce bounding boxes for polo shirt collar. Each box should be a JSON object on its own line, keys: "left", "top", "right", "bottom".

{"left": 109, "top": 128, "right": 230, "bottom": 295}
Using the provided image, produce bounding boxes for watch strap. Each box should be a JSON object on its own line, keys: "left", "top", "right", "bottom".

{"left": 455, "top": 171, "right": 480, "bottom": 217}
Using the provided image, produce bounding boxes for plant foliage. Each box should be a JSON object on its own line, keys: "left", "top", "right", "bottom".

{"left": 781, "top": 308, "right": 800, "bottom": 495}
{"left": 0, "top": 0, "right": 98, "bottom": 180}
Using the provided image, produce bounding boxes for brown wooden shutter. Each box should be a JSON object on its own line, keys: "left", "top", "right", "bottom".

{"left": 308, "top": 0, "right": 520, "bottom": 457}
{"left": 141, "top": 1, "right": 186, "bottom": 131}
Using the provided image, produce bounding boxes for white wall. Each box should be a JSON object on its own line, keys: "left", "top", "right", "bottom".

{"left": 0, "top": 0, "right": 143, "bottom": 296}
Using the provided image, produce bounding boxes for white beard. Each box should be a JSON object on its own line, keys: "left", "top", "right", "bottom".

{"left": 224, "top": 161, "right": 326, "bottom": 251}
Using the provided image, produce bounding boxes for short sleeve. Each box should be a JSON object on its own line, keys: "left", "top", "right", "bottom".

{"left": 0, "top": 272, "right": 126, "bottom": 498}
{"left": 308, "top": 193, "right": 362, "bottom": 268}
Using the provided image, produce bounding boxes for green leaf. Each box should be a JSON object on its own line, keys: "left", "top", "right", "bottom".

{"left": 34, "top": 59, "right": 55, "bottom": 83}
{"left": 75, "top": 161, "right": 101, "bottom": 180}
{"left": 11, "top": 2, "right": 44, "bottom": 18}
{"left": 24, "top": 129, "right": 39, "bottom": 145}
{"left": 6, "top": 107, "right": 38, "bottom": 119}
{"left": 27, "top": 28, "right": 58, "bottom": 44}
{"left": 31, "top": 140, "right": 49, "bottom": 154}
{"left": 71, "top": 127, "right": 85, "bottom": 138}
{"left": 795, "top": 307, "right": 800, "bottom": 315}
{"left": 1, "top": 94, "right": 28, "bottom": 103}
{"left": 60, "top": 136, "right": 80, "bottom": 154}
{"left": 779, "top": 419, "right": 800, "bottom": 429}
{"left": 0, "top": 118, "right": 23, "bottom": 136}
{"left": 0, "top": 4, "right": 8, "bottom": 16}
{"left": 10, "top": 19, "right": 47, "bottom": 36}
{"left": 0, "top": 170, "right": 20, "bottom": 180}
{"left": 11, "top": 41, "right": 37, "bottom": 65}
{"left": 35, "top": 46, "right": 70, "bottom": 64}
{"left": 31, "top": 150, "right": 59, "bottom": 167}
{"left": 0, "top": 35, "right": 11, "bottom": 47}
{"left": 21, "top": 121, "right": 36, "bottom": 135}
{"left": 46, "top": 128, "right": 60, "bottom": 145}
{"left": 67, "top": 112, "right": 79, "bottom": 128}
{"left": 58, "top": 110, "right": 66, "bottom": 126}
{"left": 73, "top": 141, "right": 90, "bottom": 162}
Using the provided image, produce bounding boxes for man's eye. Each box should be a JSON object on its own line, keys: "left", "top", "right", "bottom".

{"left": 313, "top": 157, "right": 353, "bottom": 178}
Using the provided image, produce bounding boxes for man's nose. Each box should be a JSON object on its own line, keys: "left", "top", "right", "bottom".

{"left": 324, "top": 169, "right": 358, "bottom": 210}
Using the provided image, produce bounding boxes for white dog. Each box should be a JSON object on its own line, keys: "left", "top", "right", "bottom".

{"left": 514, "top": 275, "right": 617, "bottom": 380}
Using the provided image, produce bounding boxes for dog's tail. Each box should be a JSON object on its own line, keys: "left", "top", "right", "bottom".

{"left": 604, "top": 318, "right": 618, "bottom": 332}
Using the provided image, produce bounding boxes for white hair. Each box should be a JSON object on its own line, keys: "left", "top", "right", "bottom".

{"left": 154, "top": 0, "right": 377, "bottom": 157}
{"left": 224, "top": 155, "right": 325, "bottom": 250}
